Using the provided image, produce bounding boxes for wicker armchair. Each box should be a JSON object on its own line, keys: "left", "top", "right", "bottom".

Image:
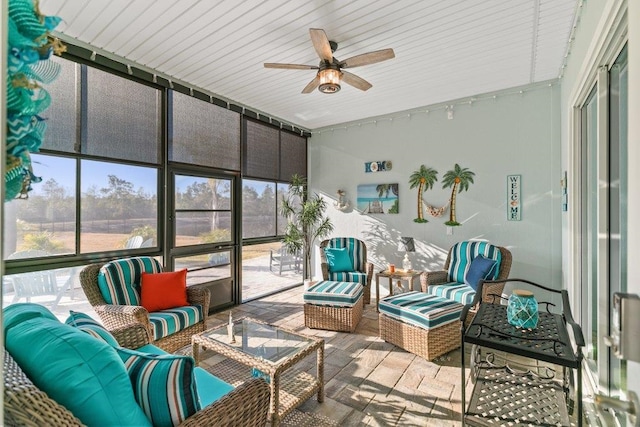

{"left": 420, "top": 243, "right": 512, "bottom": 300}
{"left": 320, "top": 237, "right": 374, "bottom": 304}
{"left": 3, "top": 323, "right": 271, "bottom": 427}
{"left": 80, "top": 259, "right": 210, "bottom": 353}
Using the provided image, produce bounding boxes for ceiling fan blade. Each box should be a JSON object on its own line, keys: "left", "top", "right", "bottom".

{"left": 339, "top": 48, "right": 395, "bottom": 68}
{"left": 341, "top": 71, "right": 372, "bottom": 91}
{"left": 302, "top": 75, "right": 320, "bottom": 94}
{"left": 264, "top": 63, "right": 318, "bottom": 70}
{"left": 309, "top": 28, "right": 333, "bottom": 62}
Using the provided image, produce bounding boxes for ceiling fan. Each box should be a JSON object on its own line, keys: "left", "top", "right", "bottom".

{"left": 264, "top": 28, "right": 395, "bottom": 94}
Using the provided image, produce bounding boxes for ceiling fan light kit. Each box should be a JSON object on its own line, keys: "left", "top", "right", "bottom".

{"left": 318, "top": 68, "right": 342, "bottom": 93}
{"left": 264, "top": 28, "right": 395, "bottom": 94}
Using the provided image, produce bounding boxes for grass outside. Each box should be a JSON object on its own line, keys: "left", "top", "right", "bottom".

{"left": 12, "top": 230, "right": 281, "bottom": 261}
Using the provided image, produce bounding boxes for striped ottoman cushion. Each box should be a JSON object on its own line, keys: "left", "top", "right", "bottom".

{"left": 427, "top": 282, "right": 476, "bottom": 305}
{"left": 149, "top": 305, "right": 203, "bottom": 341}
{"left": 303, "top": 281, "right": 363, "bottom": 307}
{"left": 379, "top": 291, "right": 463, "bottom": 330}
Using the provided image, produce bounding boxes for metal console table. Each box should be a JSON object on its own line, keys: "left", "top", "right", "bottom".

{"left": 460, "top": 279, "right": 585, "bottom": 426}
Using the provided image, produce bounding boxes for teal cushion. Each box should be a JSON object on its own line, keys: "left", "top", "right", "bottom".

{"left": 447, "top": 241, "right": 502, "bottom": 283}
{"left": 148, "top": 305, "right": 203, "bottom": 340}
{"left": 324, "top": 247, "right": 354, "bottom": 273}
{"left": 121, "top": 344, "right": 235, "bottom": 409}
{"left": 464, "top": 255, "right": 498, "bottom": 291}
{"left": 2, "top": 302, "right": 57, "bottom": 331}
{"left": 194, "top": 367, "right": 235, "bottom": 408}
{"left": 379, "top": 291, "right": 463, "bottom": 330}
{"left": 98, "top": 257, "right": 162, "bottom": 305}
{"left": 328, "top": 271, "right": 368, "bottom": 286}
{"left": 326, "top": 238, "right": 366, "bottom": 271}
{"left": 65, "top": 310, "right": 119, "bottom": 347}
{"left": 3, "top": 304, "right": 151, "bottom": 427}
{"left": 427, "top": 282, "right": 477, "bottom": 305}
{"left": 117, "top": 347, "right": 201, "bottom": 427}
{"left": 303, "top": 280, "right": 363, "bottom": 307}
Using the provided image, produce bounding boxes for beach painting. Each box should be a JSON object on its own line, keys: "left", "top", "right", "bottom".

{"left": 357, "top": 183, "right": 399, "bottom": 214}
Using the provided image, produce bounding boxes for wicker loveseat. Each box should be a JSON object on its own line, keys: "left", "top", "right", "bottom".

{"left": 80, "top": 257, "right": 210, "bottom": 353}
{"left": 3, "top": 303, "right": 270, "bottom": 427}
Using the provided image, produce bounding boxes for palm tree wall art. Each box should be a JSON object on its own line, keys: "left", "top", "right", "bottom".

{"left": 408, "top": 165, "right": 438, "bottom": 223}
{"left": 442, "top": 163, "right": 475, "bottom": 226}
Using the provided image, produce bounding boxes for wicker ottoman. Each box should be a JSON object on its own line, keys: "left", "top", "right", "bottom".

{"left": 303, "top": 281, "right": 364, "bottom": 332}
{"left": 378, "top": 291, "right": 463, "bottom": 361}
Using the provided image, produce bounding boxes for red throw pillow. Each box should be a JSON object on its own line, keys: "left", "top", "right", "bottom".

{"left": 140, "top": 269, "right": 189, "bottom": 312}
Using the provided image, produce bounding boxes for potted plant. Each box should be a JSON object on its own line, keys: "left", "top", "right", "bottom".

{"left": 280, "top": 174, "right": 333, "bottom": 282}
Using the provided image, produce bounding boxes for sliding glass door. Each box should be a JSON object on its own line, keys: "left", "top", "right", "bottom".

{"left": 579, "top": 45, "right": 627, "bottom": 395}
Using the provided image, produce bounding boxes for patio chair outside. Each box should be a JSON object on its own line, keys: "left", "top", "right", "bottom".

{"left": 5, "top": 250, "right": 66, "bottom": 310}
{"left": 269, "top": 245, "right": 301, "bottom": 275}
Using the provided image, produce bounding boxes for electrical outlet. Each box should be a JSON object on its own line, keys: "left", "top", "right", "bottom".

{"left": 447, "top": 226, "right": 453, "bottom": 236}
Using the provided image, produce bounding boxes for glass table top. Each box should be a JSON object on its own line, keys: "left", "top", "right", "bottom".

{"left": 201, "top": 318, "right": 315, "bottom": 365}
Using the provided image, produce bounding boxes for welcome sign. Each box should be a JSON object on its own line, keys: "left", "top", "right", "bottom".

{"left": 507, "top": 175, "right": 521, "bottom": 221}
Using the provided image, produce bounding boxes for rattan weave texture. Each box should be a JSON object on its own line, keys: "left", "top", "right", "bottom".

{"left": 192, "top": 318, "right": 324, "bottom": 427}
{"left": 304, "top": 294, "right": 363, "bottom": 332}
{"left": 379, "top": 313, "right": 461, "bottom": 361}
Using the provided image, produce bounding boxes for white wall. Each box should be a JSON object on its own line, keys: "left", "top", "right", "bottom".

{"left": 308, "top": 83, "right": 562, "bottom": 293}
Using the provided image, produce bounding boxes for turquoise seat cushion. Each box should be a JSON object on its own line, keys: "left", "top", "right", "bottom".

{"left": 464, "top": 255, "right": 498, "bottom": 291}
{"left": 117, "top": 347, "right": 200, "bottom": 427}
{"left": 427, "top": 282, "right": 476, "bottom": 305}
{"left": 117, "top": 344, "right": 234, "bottom": 412}
{"left": 98, "top": 257, "right": 162, "bottom": 305}
{"left": 3, "top": 304, "right": 151, "bottom": 427}
{"left": 323, "top": 247, "right": 354, "bottom": 272}
{"left": 447, "top": 241, "right": 502, "bottom": 284}
{"left": 328, "top": 271, "right": 368, "bottom": 287}
{"left": 149, "top": 305, "right": 203, "bottom": 341}
{"left": 303, "top": 280, "right": 363, "bottom": 307}
{"left": 324, "top": 237, "right": 367, "bottom": 271}
{"left": 379, "top": 291, "right": 463, "bottom": 330}
{"left": 194, "top": 367, "right": 235, "bottom": 408}
{"left": 65, "top": 310, "right": 119, "bottom": 347}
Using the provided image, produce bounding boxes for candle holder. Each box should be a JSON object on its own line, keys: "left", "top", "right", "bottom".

{"left": 227, "top": 312, "right": 236, "bottom": 343}
{"left": 507, "top": 289, "right": 539, "bottom": 329}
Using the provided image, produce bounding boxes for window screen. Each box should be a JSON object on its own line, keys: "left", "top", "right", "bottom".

{"left": 40, "top": 55, "right": 78, "bottom": 152}
{"left": 170, "top": 92, "right": 241, "bottom": 170}
{"left": 280, "top": 131, "right": 307, "bottom": 180}
{"left": 86, "top": 67, "right": 161, "bottom": 163}
{"left": 244, "top": 120, "right": 279, "bottom": 180}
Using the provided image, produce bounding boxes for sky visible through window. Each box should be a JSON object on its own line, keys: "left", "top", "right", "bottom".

{"left": 31, "top": 153, "right": 277, "bottom": 196}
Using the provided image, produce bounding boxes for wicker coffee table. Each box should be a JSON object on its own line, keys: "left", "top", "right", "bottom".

{"left": 192, "top": 317, "right": 324, "bottom": 427}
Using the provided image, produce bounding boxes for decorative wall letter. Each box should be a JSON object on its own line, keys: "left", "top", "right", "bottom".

{"left": 507, "top": 175, "right": 521, "bottom": 221}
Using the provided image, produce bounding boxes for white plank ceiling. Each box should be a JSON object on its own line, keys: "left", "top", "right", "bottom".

{"left": 40, "top": 0, "right": 579, "bottom": 131}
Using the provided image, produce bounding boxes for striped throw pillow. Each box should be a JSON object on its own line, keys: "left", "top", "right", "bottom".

{"left": 116, "top": 347, "right": 200, "bottom": 427}
{"left": 98, "top": 257, "right": 162, "bottom": 305}
{"left": 65, "top": 310, "right": 119, "bottom": 347}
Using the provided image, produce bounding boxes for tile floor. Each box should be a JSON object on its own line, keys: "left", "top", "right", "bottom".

{"left": 200, "top": 285, "right": 471, "bottom": 426}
